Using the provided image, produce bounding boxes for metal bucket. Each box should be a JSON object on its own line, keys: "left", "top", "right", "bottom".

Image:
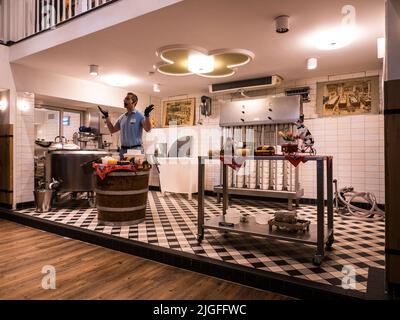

{"left": 33, "top": 190, "right": 53, "bottom": 213}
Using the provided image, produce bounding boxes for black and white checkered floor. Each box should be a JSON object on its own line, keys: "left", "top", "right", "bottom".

{"left": 16, "top": 191, "right": 385, "bottom": 293}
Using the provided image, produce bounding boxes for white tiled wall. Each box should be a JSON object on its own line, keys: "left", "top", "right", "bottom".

{"left": 13, "top": 71, "right": 384, "bottom": 205}
{"left": 300, "top": 115, "right": 385, "bottom": 204}
{"left": 15, "top": 92, "right": 35, "bottom": 204}
{"left": 153, "top": 70, "right": 385, "bottom": 204}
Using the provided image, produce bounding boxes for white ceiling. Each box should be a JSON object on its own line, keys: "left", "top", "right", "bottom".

{"left": 35, "top": 94, "right": 126, "bottom": 112}
{"left": 14, "top": 0, "right": 385, "bottom": 97}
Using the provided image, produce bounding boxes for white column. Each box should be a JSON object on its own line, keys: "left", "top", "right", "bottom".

{"left": 56, "top": 0, "right": 60, "bottom": 23}
{"left": 62, "top": 0, "right": 66, "bottom": 21}
{"left": 14, "top": 92, "right": 35, "bottom": 206}
{"left": 8, "top": 0, "right": 20, "bottom": 41}
{"left": 75, "top": 0, "right": 88, "bottom": 15}
{"left": 68, "top": 0, "right": 71, "bottom": 19}
{"left": 25, "top": 0, "right": 36, "bottom": 37}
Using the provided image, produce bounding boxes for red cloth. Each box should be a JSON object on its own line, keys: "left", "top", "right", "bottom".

{"left": 93, "top": 163, "right": 137, "bottom": 180}
{"left": 219, "top": 156, "right": 246, "bottom": 171}
{"left": 285, "top": 155, "right": 308, "bottom": 167}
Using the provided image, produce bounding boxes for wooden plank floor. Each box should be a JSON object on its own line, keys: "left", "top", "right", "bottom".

{"left": 0, "top": 220, "right": 288, "bottom": 300}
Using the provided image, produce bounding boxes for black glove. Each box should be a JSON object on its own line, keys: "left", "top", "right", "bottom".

{"left": 144, "top": 104, "right": 154, "bottom": 117}
{"left": 98, "top": 106, "right": 109, "bottom": 118}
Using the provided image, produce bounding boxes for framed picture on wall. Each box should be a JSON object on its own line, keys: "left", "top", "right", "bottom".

{"left": 316, "top": 76, "right": 380, "bottom": 117}
{"left": 162, "top": 98, "right": 196, "bottom": 127}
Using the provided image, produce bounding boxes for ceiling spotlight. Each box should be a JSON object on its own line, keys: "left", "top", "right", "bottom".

{"left": 153, "top": 84, "right": 161, "bottom": 93}
{"left": 307, "top": 57, "right": 318, "bottom": 70}
{"left": 89, "top": 64, "right": 99, "bottom": 76}
{"left": 275, "top": 15, "right": 289, "bottom": 34}
{"left": 377, "top": 37, "right": 385, "bottom": 59}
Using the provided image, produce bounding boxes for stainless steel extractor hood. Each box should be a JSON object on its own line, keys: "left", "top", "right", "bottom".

{"left": 219, "top": 95, "right": 301, "bottom": 126}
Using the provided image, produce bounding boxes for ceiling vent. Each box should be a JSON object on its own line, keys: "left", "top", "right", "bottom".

{"left": 209, "top": 75, "right": 283, "bottom": 94}
{"left": 285, "top": 86, "right": 311, "bottom": 103}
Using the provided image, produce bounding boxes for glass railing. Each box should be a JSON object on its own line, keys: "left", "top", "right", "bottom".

{"left": 0, "top": 0, "right": 119, "bottom": 44}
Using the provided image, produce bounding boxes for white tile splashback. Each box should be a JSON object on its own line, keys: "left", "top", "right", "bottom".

{"left": 149, "top": 70, "right": 385, "bottom": 204}
{"left": 15, "top": 92, "right": 35, "bottom": 204}
{"left": 300, "top": 114, "right": 384, "bottom": 203}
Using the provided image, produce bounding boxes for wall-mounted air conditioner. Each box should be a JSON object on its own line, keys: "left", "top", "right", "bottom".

{"left": 209, "top": 75, "right": 283, "bottom": 94}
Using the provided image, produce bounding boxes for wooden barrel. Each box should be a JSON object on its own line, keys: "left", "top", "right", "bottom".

{"left": 95, "top": 171, "right": 150, "bottom": 226}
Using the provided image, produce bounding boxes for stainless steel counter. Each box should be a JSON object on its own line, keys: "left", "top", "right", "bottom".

{"left": 197, "top": 155, "right": 334, "bottom": 266}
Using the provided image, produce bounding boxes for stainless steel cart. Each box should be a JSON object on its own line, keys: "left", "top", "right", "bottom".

{"left": 197, "top": 155, "right": 334, "bottom": 266}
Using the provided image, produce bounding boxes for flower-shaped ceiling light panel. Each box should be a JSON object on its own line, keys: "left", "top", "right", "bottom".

{"left": 154, "top": 45, "right": 255, "bottom": 78}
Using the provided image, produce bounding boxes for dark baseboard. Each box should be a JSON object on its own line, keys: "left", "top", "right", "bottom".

{"left": 149, "top": 185, "right": 161, "bottom": 192}
{"left": 0, "top": 208, "right": 365, "bottom": 300}
{"left": 0, "top": 203, "right": 12, "bottom": 210}
{"left": 388, "top": 283, "right": 400, "bottom": 299}
{"left": 16, "top": 201, "right": 35, "bottom": 209}
{"left": 366, "top": 267, "right": 389, "bottom": 300}
{"left": 13, "top": 190, "right": 385, "bottom": 213}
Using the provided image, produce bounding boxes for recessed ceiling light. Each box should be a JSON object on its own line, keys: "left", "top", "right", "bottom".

{"left": 313, "top": 26, "right": 359, "bottom": 50}
{"left": 89, "top": 64, "right": 99, "bottom": 76}
{"left": 307, "top": 57, "right": 318, "bottom": 70}
{"left": 101, "top": 74, "right": 136, "bottom": 87}
{"left": 153, "top": 84, "right": 161, "bottom": 93}
{"left": 377, "top": 37, "right": 385, "bottom": 59}
{"left": 155, "top": 45, "right": 254, "bottom": 78}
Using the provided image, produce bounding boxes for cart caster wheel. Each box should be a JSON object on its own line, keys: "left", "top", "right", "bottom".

{"left": 312, "top": 256, "right": 323, "bottom": 266}
{"left": 325, "top": 243, "right": 333, "bottom": 251}
{"left": 326, "top": 237, "right": 334, "bottom": 251}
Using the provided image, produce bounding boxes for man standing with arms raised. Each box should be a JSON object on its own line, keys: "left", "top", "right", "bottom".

{"left": 99, "top": 92, "right": 154, "bottom": 159}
